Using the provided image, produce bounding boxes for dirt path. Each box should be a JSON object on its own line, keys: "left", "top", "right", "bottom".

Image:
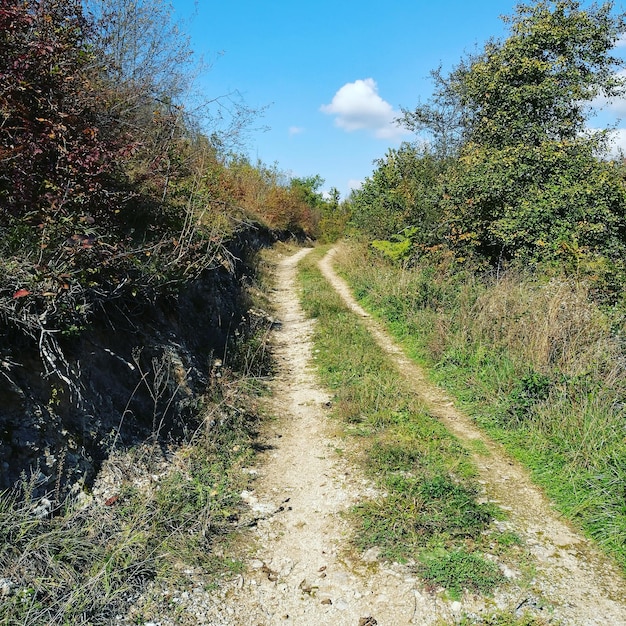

{"left": 203, "top": 247, "right": 441, "bottom": 624}
{"left": 194, "top": 247, "right": 626, "bottom": 625}
{"left": 319, "top": 246, "right": 626, "bottom": 624}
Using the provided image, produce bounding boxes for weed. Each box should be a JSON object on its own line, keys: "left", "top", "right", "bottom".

{"left": 505, "top": 371, "right": 553, "bottom": 426}
{"left": 0, "top": 304, "right": 272, "bottom": 624}
{"left": 496, "top": 531, "right": 523, "bottom": 548}
{"left": 419, "top": 549, "right": 504, "bottom": 599}
{"left": 467, "top": 438, "right": 491, "bottom": 456}
{"left": 352, "top": 473, "right": 496, "bottom": 561}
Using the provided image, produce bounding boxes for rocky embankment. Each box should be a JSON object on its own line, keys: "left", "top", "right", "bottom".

{"left": 0, "top": 229, "right": 276, "bottom": 500}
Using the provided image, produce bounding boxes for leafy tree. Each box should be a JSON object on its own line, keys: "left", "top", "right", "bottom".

{"left": 350, "top": 143, "right": 445, "bottom": 243}
{"left": 443, "top": 139, "right": 626, "bottom": 264}
{"left": 461, "top": 0, "right": 625, "bottom": 148}
{"left": 403, "top": 0, "right": 626, "bottom": 265}
{"left": 289, "top": 175, "right": 325, "bottom": 208}
{"left": 406, "top": 1, "right": 626, "bottom": 151}
{"left": 315, "top": 185, "right": 352, "bottom": 243}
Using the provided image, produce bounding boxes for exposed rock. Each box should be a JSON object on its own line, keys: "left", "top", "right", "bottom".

{"left": 0, "top": 228, "right": 278, "bottom": 499}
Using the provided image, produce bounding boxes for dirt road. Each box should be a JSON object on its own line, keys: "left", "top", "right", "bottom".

{"left": 181, "top": 247, "right": 626, "bottom": 625}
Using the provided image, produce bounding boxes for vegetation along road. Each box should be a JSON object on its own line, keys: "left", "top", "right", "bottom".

{"left": 147, "top": 245, "right": 626, "bottom": 625}
{"left": 4, "top": 1, "right": 626, "bottom": 623}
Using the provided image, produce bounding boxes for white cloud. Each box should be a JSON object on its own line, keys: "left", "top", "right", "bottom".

{"left": 591, "top": 70, "right": 626, "bottom": 115}
{"left": 347, "top": 178, "right": 364, "bottom": 191}
{"left": 320, "top": 78, "right": 409, "bottom": 140}
{"left": 615, "top": 33, "right": 626, "bottom": 48}
{"left": 289, "top": 126, "right": 305, "bottom": 136}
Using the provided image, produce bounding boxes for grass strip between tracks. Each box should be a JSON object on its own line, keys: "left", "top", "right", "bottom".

{"left": 297, "top": 247, "right": 542, "bottom": 611}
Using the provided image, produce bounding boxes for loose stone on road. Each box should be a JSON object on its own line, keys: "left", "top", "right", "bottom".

{"left": 203, "top": 247, "right": 437, "bottom": 625}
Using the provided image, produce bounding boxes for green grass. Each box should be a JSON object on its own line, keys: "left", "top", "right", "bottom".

{"left": 298, "top": 247, "right": 523, "bottom": 599}
{"left": 334, "top": 242, "right": 626, "bottom": 574}
{"left": 419, "top": 549, "right": 504, "bottom": 600}
{"left": 0, "top": 377, "right": 259, "bottom": 626}
{"left": 455, "top": 612, "right": 554, "bottom": 626}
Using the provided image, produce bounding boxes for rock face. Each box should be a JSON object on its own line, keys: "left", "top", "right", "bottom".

{"left": 0, "top": 230, "right": 274, "bottom": 499}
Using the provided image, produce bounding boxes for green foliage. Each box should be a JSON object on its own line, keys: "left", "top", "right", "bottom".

{"left": 406, "top": 0, "right": 625, "bottom": 151}
{"left": 363, "top": 1, "right": 626, "bottom": 272}
{"left": 443, "top": 0, "right": 626, "bottom": 263}
{"left": 317, "top": 187, "right": 351, "bottom": 243}
{"left": 352, "top": 472, "right": 497, "bottom": 564}
{"left": 461, "top": 1, "right": 625, "bottom": 147}
{"left": 399, "top": 65, "right": 467, "bottom": 159}
{"left": 419, "top": 549, "right": 504, "bottom": 599}
{"left": 443, "top": 137, "right": 626, "bottom": 264}
{"left": 506, "top": 370, "right": 553, "bottom": 425}
{"left": 371, "top": 227, "right": 419, "bottom": 262}
{"left": 350, "top": 143, "right": 445, "bottom": 241}
{"left": 289, "top": 175, "right": 325, "bottom": 208}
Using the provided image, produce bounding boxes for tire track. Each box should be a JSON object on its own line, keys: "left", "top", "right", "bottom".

{"left": 319, "top": 245, "right": 626, "bottom": 625}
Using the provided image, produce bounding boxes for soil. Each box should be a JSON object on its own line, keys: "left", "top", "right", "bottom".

{"left": 0, "top": 231, "right": 261, "bottom": 499}
{"left": 134, "top": 246, "right": 626, "bottom": 625}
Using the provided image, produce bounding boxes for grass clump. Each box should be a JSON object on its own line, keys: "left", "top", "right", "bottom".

{"left": 298, "top": 247, "right": 516, "bottom": 598}
{"left": 0, "top": 357, "right": 266, "bottom": 625}
{"left": 352, "top": 473, "right": 497, "bottom": 563}
{"left": 456, "top": 611, "right": 554, "bottom": 625}
{"left": 334, "top": 242, "right": 626, "bottom": 573}
{"left": 419, "top": 549, "right": 504, "bottom": 599}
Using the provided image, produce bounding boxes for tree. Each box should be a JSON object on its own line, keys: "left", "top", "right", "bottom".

{"left": 85, "top": 0, "right": 194, "bottom": 104}
{"left": 412, "top": 0, "right": 626, "bottom": 264}
{"left": 350, "top": 143, "right": 445, "bottom": 242}
{"left": 405, "top": 1, "right": 626, "bottom": 151}
{"left": 398, "top": 65, "right": 469, "bottom": 159}
{"left": 460, "top": 0, "right": 626, "bottom": 148}
{"left": 442, "top": 139, "right": 626, "bottom": 264}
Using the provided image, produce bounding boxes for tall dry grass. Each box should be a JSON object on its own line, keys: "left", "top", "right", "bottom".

{"left": 335, "top": 242, "right": 626, "bottom": 572}
{"left": 468, "top": 273, "right": 621, "bottom": 378}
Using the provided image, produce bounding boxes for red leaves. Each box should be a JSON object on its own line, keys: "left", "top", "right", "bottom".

{"left": 0, "top": 0, "right": 119, "bottom": 222}
{"left": 12, "top": 288, "right": 30, "bottom": 299}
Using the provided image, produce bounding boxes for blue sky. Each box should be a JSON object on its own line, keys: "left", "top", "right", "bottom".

{"left": 170, "top": 0, "right": 626, "bottom": 197}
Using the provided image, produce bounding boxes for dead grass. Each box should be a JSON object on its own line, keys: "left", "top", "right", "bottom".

{"left": 334, "top": 241, "right": 626, "bottom": 573}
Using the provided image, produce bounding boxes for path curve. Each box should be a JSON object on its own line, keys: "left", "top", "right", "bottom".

{"left": 319, "top": 245, "right": 626, "bottom": 625}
